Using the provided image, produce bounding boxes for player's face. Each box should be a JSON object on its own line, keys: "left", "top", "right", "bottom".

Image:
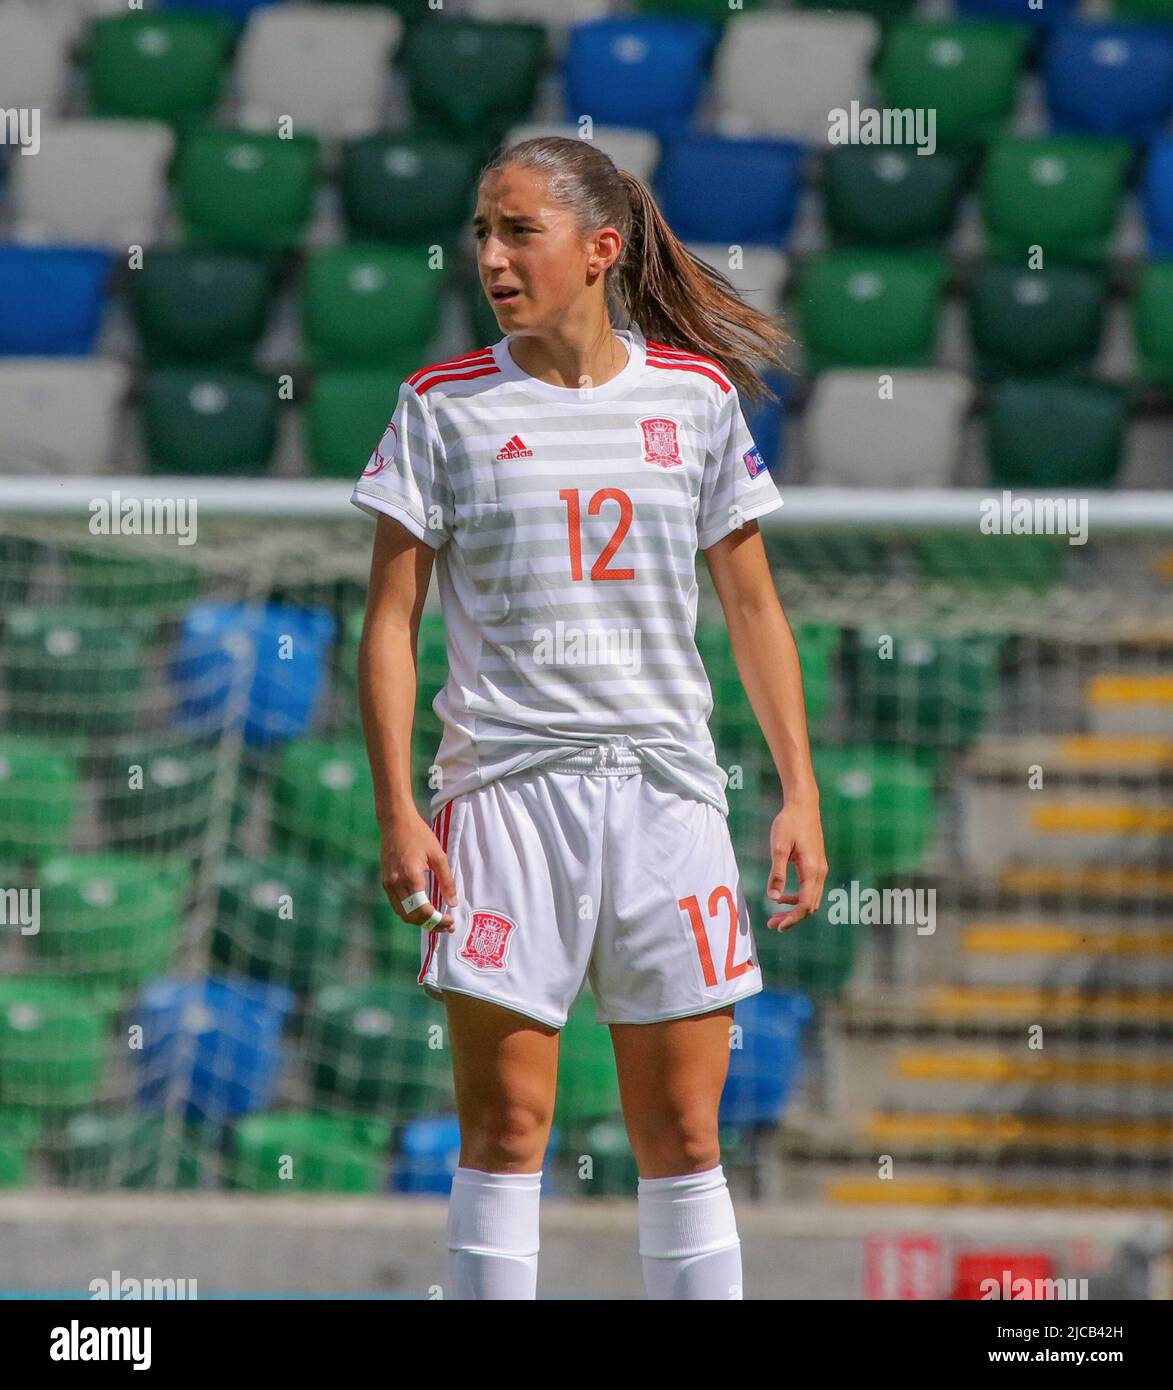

{"left": 474, "top": 165, "right": 614, "bottom": 331}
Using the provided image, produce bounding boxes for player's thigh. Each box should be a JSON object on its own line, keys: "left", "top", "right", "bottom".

{"left": 445, "top": 991, "right": 561, "bottom": 1141}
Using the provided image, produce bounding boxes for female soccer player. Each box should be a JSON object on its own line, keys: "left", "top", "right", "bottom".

{"left": 351, "top": 136, "right": 827, "bottom": 1301}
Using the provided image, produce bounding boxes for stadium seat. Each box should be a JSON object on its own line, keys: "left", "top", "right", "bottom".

{"left": 141, "top": 367, "right": 278, "bottom": 475}
{"left": 470, "top": 0, "right": 612, "bottom": 20}
{"left": 718, "top": 991, "right": 812, "bottom": 1127}
{"left": 390, "top": 1114, "right": 462, "bottom": 1195}
{"left": 303, "top": 244, "right": 445, "bottom": 368}
{"left": 212, "top": 856, "right": 353, "bottom": 991}
{"left": 636, "top": 0, "right": 762, "bottom": 17}
{"left": 270, "top": 739, "right": 380, "bottom": 870}
{"left": 504, "top": 123, "right": 661, "bottom": 183}
{"left": 822, "top": 147, "right": 971, "bottom": 247}
{"left": 9, "top": 119, "right": 175, "bottom": 249}
{"left": 879, "top": 21, "right": 1030, "bottom": 150}
{"left": 303, "top": 981, "right": 450, "bottom": 1115}
{"left": 984, "top": 378, "right": 1129, "bottom": 487}
{"left": 967, "top": 264, "right": 1106, "bottom": 376}
{"left": 655, "top": 136, "right": 805, "bottom": 246}
{"left": 1141, "top": 138, "right": 1173, "bottom": 256}
{"left": 0, "top": 736, "right": 80, "bottom": 862}
{"left": 129, "top": 249, "right": 274, "bottom": 366}
{"left": 980, "top": 136, "right": 1133, "bottom": 265}
{"left": 753, "top": 878, "right": 861, "bottom": 996}
{"left": 563, "top": 18, "right": 714, "bottom": 140}
{"left": 684, "top": 244, "right": 789, "bottom": 316}
{"left": 0, "top": 3, "right": 73, "bottom": 111}
{"left": 306, "top": 368, "right": 407, "bottom": 480}
{"left": 235, "top": 3, "right": 401, "bottom": 138}
{"left": 30, "top": 853, "right": 189, "bottom": 990}
{"left": 176, "top": 129, "right": 319, "bottom": 253}
{"left": 743, "top": 367, "right": 795, "bottom": 478}
{"left": 230, "top": 1111, "right": 390, "bottom": 1193}
{"left": 1043, "top": 23, "right": 1173, "bottom": 142}
{"left": 954, "top": 0, "right": 1080, "bottom": 27}
{"left": 400, "top": 18, "right": 546, "bottom": 147}
{"left": 913, "top": 533, "right": 1068, "bottom": 591}
{"left": 712, "top": 13, "right": 880, "bottom": 145}
{"left": 796, "top": 0, "right": 914, "bottom": 17}
{"left": 2, "top": 606, "right": 145, "bottom": 737}
{"left": 0, "top": 248, "right": 113, "bottom": 356}
{"left": 100, "top": 738, "right": 219, "bottom": 856}
{"left": 812, "top": 745, "right": 937, "bottom": 877}
{"left": 60, "top": 547, "right": 203, "bottom": 615}
{"left": 0, "top": 978, "right": 108, "bottom": 1114}
{"left": 1133, "top": 262, "right": 1173, "bottom": 386}
{"left": 341, "top": 133, "right": 479, "bottom": 245}
{"left": 171, "top": 602, "right": 337, "bottom": 746}
{"left": 159, "top": 0, "right": 281, "bottom": 22}
{"left": 553, "top": 998, "right": 622, "bottom": 1128}
{"left": 133, "top": 975, "right": 293, "bottom": 1124}
{"left": 803, "top": 368, "right": 974, "bottom": 488}
{"left": 0, "top": 360, "right": 130, "bottom": 474}
{"left": 54, "top": 1112, "right": 217, "bottom": 1191}
{"left": 1111, "top": 0, "right": 1173, "bottom": 18}
{"left": 85, "top": 10, "right": 236, "bottom": 128}
{"left": 797, "top": 251, "right": 949, "bottom": 374}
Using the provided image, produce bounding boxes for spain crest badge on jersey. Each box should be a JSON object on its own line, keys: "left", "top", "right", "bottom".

{"left": 638, "top": 416, "right": 684, "bottom": 469}
{"left": 458, "top": 909, "right": 516, "bottom": 971}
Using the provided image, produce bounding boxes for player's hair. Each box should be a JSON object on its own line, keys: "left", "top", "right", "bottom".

{"left": 479, "top": 135, "right": 791, "bottom": 406}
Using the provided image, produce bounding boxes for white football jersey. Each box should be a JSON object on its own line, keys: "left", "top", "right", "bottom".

{"left": 350, "top": 324, "right": 784, "bottom": 818}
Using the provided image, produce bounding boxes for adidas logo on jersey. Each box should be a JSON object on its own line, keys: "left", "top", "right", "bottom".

{"left": 496, "top": 434, "right": 533, "bottom": 460}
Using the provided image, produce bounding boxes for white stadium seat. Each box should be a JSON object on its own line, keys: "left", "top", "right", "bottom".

{"left": 803, "top": 368, "right": 974, "bottom": 488}
{"left": 0, "top": 360, "right": 132, "bottom": 475}
{"left": 464, "top": 0, "right": 615, "bottom": 21}
{"left": 9, "top": 119, "right": 175, "bottom": 249}
{"left": 503, "top": 122, "right": 661, "bottom": 182}
{"left": 2, "top": 0, "right": 127, "bottom": 45}
{"left": 0, "top": 3, "right": 73, "bottom": 113}
{"left": 712, "top": 14, "right": 881, "bottom": 146}
{"left": 684, "top": 243, "right": 789, "bottom": 317}
{"left": 235, "top": 3, "right": 402, "bottom": 139}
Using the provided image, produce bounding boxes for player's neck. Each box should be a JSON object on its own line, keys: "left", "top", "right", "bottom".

{"left": 505, "top": 325, "right": 629, "bottom": 391}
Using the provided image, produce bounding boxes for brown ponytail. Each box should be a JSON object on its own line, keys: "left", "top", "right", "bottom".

{"left": 479, "top": 135, "right": 791, "bottom": 406}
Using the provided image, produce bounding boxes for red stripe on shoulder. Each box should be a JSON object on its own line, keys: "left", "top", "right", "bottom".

{"left": 647, "top": 354, "right": 733, "bottom": 394}
{"left": 407, "top": 347, "right": 496, "bottom": 389}
{"left": 644, "top": 341, "right": 734, "bottom": 393}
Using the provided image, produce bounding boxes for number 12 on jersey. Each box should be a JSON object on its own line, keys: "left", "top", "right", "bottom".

{"left": 679, "top": 886, "right": 756, "bottom": 987}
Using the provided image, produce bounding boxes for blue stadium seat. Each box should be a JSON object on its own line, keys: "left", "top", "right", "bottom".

{"left": 655, "top": 136, "right": 805, "bottom": 245}
{"left": 0, "top": 248, "right": 112, "bottom": 356}
{"left": 1044, "top": 23, "right": 1173, "bottom": 141}
{"left": 161, "top": 0, "right": 283, "bottom": 22}
{"left": 744, "top": 368, "right": 796, "bottom": 480}
{"left": 563, "top": 18, "right": 716, "bottom": 139}
{"left": 1142, "top": 137, "right": 1173, "bottom": 255}
{"left": 955, "top": 0, "right": 1080, "bottom": 28}
{"left": 718, "top": 990, "right": 812, "bottom": 1127}
{"left": 390, "top": 1116, "right": 561, "bottom": 1196}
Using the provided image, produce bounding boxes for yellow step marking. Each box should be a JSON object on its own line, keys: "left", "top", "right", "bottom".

{"left": 1057, "top": 736, "right": 1173, "bottom": 765}
{"left": 895, "top": 1053, "right": 1173, "bottom": 1085}
{"left": 1030, "top": 804, "right": 1173, "bottom": 834}
{"left": 999, "top": 867, "right": 1173, "bottom": 894}
{"left": 963, "top": 924, "right": 1173, "bottom": 956}
{"left": 865, "top": 1113, "right": 1173, "bottom": 1147}
{"left": 827, "top": 1180, "right": 1171, "bottom": 1210}
{"left": 924, "top": 987, "right": 1173, "bottom": 1023}
{"left": 1088, "top": 675, "right": 1173, "bottom": 705}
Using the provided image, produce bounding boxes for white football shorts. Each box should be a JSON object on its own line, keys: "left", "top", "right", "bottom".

{"left": 419, "top": 744, "right": 763, "bottom": 1028}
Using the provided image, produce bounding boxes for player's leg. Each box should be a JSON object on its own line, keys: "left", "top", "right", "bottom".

{"left": 610, "top": 1008, "right": 744, "bottom": 1300}
{"left": 442, "top": 971, "right": 561, "bottom": 1300}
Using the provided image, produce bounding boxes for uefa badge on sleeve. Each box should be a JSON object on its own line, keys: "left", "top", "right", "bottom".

{"left": 743, "top": 445, "right": 767, "bottom": 478}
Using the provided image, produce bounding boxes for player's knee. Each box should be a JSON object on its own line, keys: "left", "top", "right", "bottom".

{"left": 461, "top": 1102, "right": 551, "bottom": 1170}
{"left": 633, "top": 1110, "right": 720, "bottom": 1176}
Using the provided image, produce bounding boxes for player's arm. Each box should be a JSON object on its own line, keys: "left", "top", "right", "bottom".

{"left": 703, "top": 524, "right": 827, "bottom": 931}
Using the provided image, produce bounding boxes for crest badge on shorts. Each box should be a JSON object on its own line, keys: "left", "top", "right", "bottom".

{"left": 363, "top": 420, "right": 397, "bottom": 478}
{"left": 458, "top": 909, "right": 516, "bottom": 971}
{"left": 638, "top": 416, "right": 684, "bottom": 469}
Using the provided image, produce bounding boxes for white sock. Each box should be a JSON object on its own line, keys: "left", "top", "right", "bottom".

{"left": 446, "top": 1166, "right": 542, "bottom": 1300}
{"left": 638, "top": 1163, "right": 744, "bottom": 1300}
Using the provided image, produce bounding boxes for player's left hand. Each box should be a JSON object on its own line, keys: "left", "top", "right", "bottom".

{"left": 764, "top": 798, "right": 828, "bottom": 932}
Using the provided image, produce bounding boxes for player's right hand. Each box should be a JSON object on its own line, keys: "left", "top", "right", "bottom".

{"left": 379, "top": 813, "right": 458, "bottom": 932}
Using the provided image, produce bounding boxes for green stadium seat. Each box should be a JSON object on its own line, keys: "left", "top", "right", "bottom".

{"left": 980, "top": 136, "right": 1133, "bottom": 266}
{"left": 812, "top": 745, "right": 936, "bottom": 878}
{"left": 101, "top": 738, "right": 219, "bottom": 856}
{"left": 141, "top": 367, "right": 278, "bottom": 475}
{"left": 0, "top": 978, "right": 108, "bottom": 1114}
{"left": 30, "top": 853, "right": 189, "bottom": 991}
{"left": 230, "top": 1111, "right": 391, "bottom": 1193}
{"left": 303, "top": 244, "right": 445, "bottom": 368}
{"left": 1110, "top": 0, "right": 1173, "bottom": 19}
{"left": 798, "top": 251, "right": 948, "bottom": 374}
{"left": 844, "top": 628, "right": 1005, "bottom": 753}
{"left": 880, "top": 21, "right": 1030, "bottom": 150}
{"left": 0, "top": 1110, "right": 38, "bottom": 1188}
{"left": 85, "top": 11, "right": 235, "bottom": 128}
{"left": 271, "top": 740, "right": 380, "bottom": 870}
{"left": 0, "top": 536, "right": 39, "bottom": 608}
{"left": 129, "top": 249, "right": 274, "bottom": 366}
{"left": 638, "top": 0, "right": 764, "bottom": 16}
{"left": 303, "top": 981, "right": 450, "bottom": 1117}
{"left": 553, "top": 993, "right": 622, "bottom": 1130}
{"left": 985, "top": 378, "right": 1129, "bottom": 488}
{"left": 212, "top": 856, "right": 355, "bottom": 992}
{"left": 2, "top": 607, "right": 145, "bottom": 737}
{"left": 795, "top": 623, "right": 838, "bottom": 732}
{"left": 306, "top": 368, "right": 407, "bottom": 480}
{"left": 798, "top": 0, "right": 913, "bottom": 16}
{"left": 568, "top": 1120, "right": 640, "bottom": 1197}
{"left": 913, "top": 533, "right": 1067, "bottom": 592}
{"left": 399, "top": 19, "right": 546, "bottom": 147}
{"left": 53, "top": 1112, "right": 217, "bottom": 1190}
{"left": 0, "top": 737, "right": 80, "bottom": 863}
{"left": 1133, "top": 262, "right": 1173, "bottom": 387}
{"left": 341, "top": 133, "right": 479, "bottom": 246}
{"left": 176, "top": 130, "right": 319, "bottom": 254}
{"left": 822, "top": 147, "right": 971, "bottom": 248}
{"left": 968, "top": 264, "right": 1106, "bottom": 377}
{"left": 59, "top": 548, "right": 202, "bottom": 616}
{"left": 753, "top": 876, "right": 863, "bottom": 995}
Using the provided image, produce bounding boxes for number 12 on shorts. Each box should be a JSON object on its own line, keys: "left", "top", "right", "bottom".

{"left": 679, "top": 886, "right": 756, "bottom": 988}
